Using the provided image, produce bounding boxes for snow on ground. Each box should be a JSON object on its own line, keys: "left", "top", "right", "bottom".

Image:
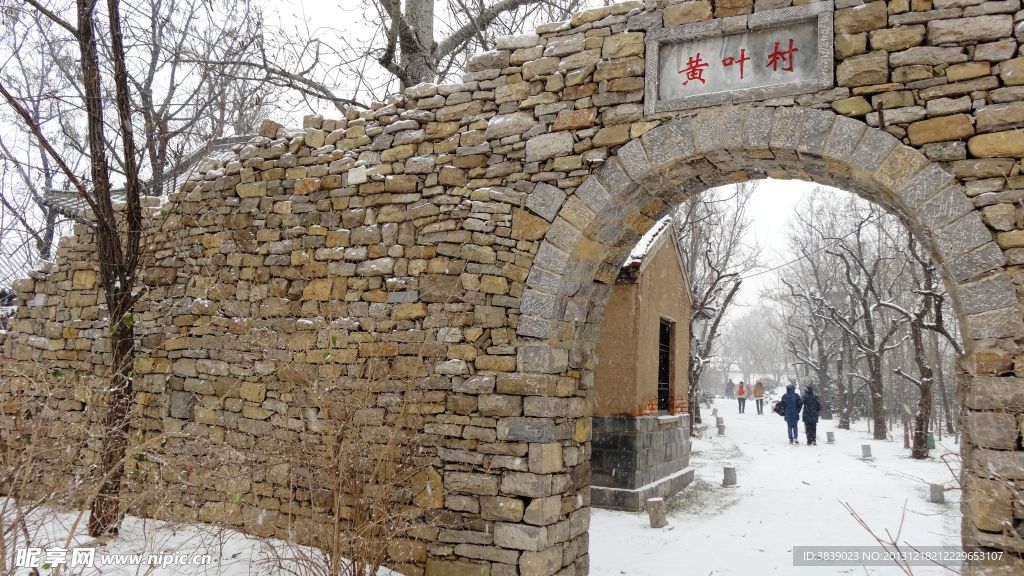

{"left": 0, "top": 501, "right": 403, "bottom": 576}
{"left": 590, "top": 398, "right": 962, "bottom": 576}
{"left": 5, "top": 395, "right": 963, "bottom": 575}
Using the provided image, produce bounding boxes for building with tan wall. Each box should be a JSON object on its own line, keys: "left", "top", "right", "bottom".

{"left": 591, "top": 216, "right": 693, "bottom": 511}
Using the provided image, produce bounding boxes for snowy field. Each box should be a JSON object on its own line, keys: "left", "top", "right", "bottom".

{"left": 590, "top": 397, "right": 963, "bottom": 576}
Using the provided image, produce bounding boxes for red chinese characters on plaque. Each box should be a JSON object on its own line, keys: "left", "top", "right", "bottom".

{"left": 674, "top": 36, "right": 801, "bottom": 91}
{"left": 653, "top": 14, "right": 828, "bottom": 111}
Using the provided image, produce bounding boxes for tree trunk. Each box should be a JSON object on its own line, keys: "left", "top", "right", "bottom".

{"left": 87, "top": 308, "right": 135, "bottom": 535}
{"left": 401, "top": 0, "right": 437, "bottom": 86}
{"left": 909, "top": 323, "right": 933, "bottom": 459}
{"left": 868, "top": 358, "right": 887, "bottom": 440}
{"left": 930, "top": 331, "right": 954, "bottom": 435}
{"left": 838, "top": 338, "right": 852, "bottom": 429}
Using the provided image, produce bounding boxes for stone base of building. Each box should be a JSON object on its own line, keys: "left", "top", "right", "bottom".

{"left": 591, "top": 465, "right": 695, "bottom": 512}
{"left": 590, "top": 413, "right": 692, "bottom": 511}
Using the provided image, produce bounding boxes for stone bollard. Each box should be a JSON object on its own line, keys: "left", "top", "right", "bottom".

{"left": 827, "top": 431, "right": 835, "bottom": 444}
{"left": 929, "top": 484, "right": 945, "bottom": 504}
{"left": 716, "top": 416, "right": 724, "bottom": 426}
{"left": 717, "top": 424, "right": 726, "bottom": 436}
{"left": 861, "top": 444, "right": 872, "bottom": 459}
{"left": 647, "top": 497, "right": 667, "bottom": 528}
{"left": 712, "top": 408, "right": 718, "bottom": 417}
{"left": 722, "top": 466, "right": 737, "bottom": 487}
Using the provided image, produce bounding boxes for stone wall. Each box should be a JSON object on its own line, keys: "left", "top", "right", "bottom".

{"left": 590, "top": 415, "right": 693, "bottom": 511}
{"left": 3, "top": 1, "right": 1024, "bottom": 574}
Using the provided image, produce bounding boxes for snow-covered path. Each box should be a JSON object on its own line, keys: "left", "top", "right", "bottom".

{"left": 589, "top": 398, "right": 962, "bottom": 575}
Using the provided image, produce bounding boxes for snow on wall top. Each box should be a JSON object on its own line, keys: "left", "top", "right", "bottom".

{"left": 623, "top": 215, "right": 673, "bottom": 268}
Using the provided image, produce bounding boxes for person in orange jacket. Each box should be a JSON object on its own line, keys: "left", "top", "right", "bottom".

{"left": 753, "top": 380, "right": 766, "bottom": 415}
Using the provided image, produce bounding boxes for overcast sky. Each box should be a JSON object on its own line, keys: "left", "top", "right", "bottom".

{"left": 726, "top": 178, "right": 821, "bottom": 312}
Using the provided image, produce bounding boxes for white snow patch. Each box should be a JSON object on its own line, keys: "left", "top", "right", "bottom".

{"left": 1, "top": 501, "right": 399, "bottom": 575}
{"left": 623, "top": 215, "right": 673, "bottom": 268}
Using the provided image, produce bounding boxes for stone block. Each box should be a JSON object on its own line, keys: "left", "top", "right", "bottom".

{"left": 479, "top": 395, "right": 523, "bottom": 417}
{"left": 413, "top": 467, "right": 444, "bottom": 509}
{"left": 500, "top": 471, "right": 553, "bottom": 498}
{"left": 239, "top": 382, "right": 266, "bottom": 403}
{"left": 835, "top": 33, "right": 868, "bottom": 59}
{"left": 998, "top": 56, "right": 1024, "bottom": 85}
{"left": 890, "top": 46, "right": 967, "bottom": 66}
{"left": 927, "top": 15, "right": 1012, "bottom": 44}
{"left": 518, "top": 545, "right": 562, "bottom": 575}
{"left": 976, "top": 102, "right": 1024, "bottom": 133}
{"left": 965, "top": 307, "right": 1024, "bottom": 340}
{"left": 494, "top": 522, "right": 547, "bottom": 551}
{"left": 831, "top": 96, "right": 873, "bottom": 117}
{"left": 481, "top": 496, "right": 525, "bottom": 522}
{"left": 981, "top": 203, "right": 1016, "bottom": 231}
{"left": 517, "top": 346, "right": 569, "bottom": 373}
{"left": 236, "top": 181, "right": 266, "bottom": 198}
{"left": 525, "top": 132, "right": 574, "bottom": 163}
{"left": 960, "top": 274, "right": 1017, "bottom": 315}
{"left": 169, "top": 390, "right": 194, "bottom": 420}
{"left": 965, "top": 475, "right": 1014, "bottom": 532}
{"left": 529, "top": 443, "right": 564, "bottom": 474}
{"left": 835, "top": 2, "right": 888, "bottom": 35}
{"left": 424, "top": 559, "right": 489, "bottom": 576}
{"left": 975, "top": 39, "right": 1017, "bottom": 62}
{"left": 907, "top": 114, "right": 974, "bottom": 146}
{"left": 602, "top": 32, "right": 644, "bottom": 59}
{"left": 447, "top": 472, "right": 500, "bottom": 496}
{"left": 837, "top": 51, "right": 889, "bottom": 86}
{"left": 498, "top": 418, "right": 565, "bottom": 443}
{"left": 968, "top": 130, "right": 1024, "bottom": 158}
{"left": 524, "top": 495, "right": 562, "bottom": 526}
{"left": 946, "top": 61, "right": 991, "bottom": 82}
{"left": 869, "top": 25, "right": 925, "bottom": 51}
{"left": 664, "top": 1, "right": 713, "bottom": 26}
{"left": 553, "top": 109, "right": 598, "bottom": 131}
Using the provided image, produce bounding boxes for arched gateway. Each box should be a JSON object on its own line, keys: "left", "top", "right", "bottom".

{"left": 3, "top": 1, "right": 1024, "bottom": 574}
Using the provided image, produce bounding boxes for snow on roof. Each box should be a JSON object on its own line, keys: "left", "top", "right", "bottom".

{"left": 622, "top": 215, "right": 673, "bottom": 268}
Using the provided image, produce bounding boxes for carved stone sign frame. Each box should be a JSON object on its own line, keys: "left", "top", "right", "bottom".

{"left": 644, "top": 1, "right": 834, "bottom": 115}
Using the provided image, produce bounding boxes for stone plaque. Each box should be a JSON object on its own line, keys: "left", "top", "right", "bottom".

{"left": 644, "top": 2, "right": 834, "bottom": 114}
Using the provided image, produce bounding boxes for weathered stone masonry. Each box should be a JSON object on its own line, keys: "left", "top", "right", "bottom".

{"left": 4, "top": 0, "right": 1024, "bottom": 574}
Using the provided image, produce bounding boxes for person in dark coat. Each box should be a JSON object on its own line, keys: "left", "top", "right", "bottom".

{"left": 725, "top": 379, "right": 735, "bottom": 399}
{"left": 802, "top": 386, "right": 822, "bottom": 445}
{"left": 782, "top": 382, "right": 803, "bottom": 444}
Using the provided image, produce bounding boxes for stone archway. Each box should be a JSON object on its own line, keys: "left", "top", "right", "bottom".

{"left": 517, "top": 105, "right": 1022, "bottom": 575}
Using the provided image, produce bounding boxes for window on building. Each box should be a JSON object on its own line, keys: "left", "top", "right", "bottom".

{"left": 658, "top": 319, "right": 672, "bottom": 413}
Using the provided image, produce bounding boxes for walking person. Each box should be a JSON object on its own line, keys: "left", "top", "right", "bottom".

{"left": 802, "top": 386, "right": 822, "bottom": 445}
{"left": 737, "top": 381, "right": 747, "bottom": 414}
{"left": 782, "top": 382, "right": 802, "bottom": 444}
{"left": 725, "top": 379, "right": 735, "bottom": 400}
{"left": 753, "top": 380, "right": 765, "bottom": 415}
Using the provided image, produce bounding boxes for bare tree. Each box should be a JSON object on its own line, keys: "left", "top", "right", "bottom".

{"left": 725, "top": 308, "right": 787, "bottom": 385}
{"left": 204, "top": 0, "right": 590, "bottom": 113}
{"left": 0, "top": 0, "right": 273, "bottom": 292}
{"left": 0, "top": 5, "right": 76, "bottom": 284}
{"left": 676, "top": 182, "right": 760, "bottom": 426}
{"left": 879, "top": 235, "right": 962, "bottom": 458}
{"left": 819, "top": 206, "right": 908, "bottom": 441}
{"left": 0, "top": 0, "right": 150, "bottom": 536}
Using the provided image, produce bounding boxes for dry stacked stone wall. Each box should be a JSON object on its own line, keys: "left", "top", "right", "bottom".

{"left": 4, "top": 1, "right": 1024, "bottom": 574}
